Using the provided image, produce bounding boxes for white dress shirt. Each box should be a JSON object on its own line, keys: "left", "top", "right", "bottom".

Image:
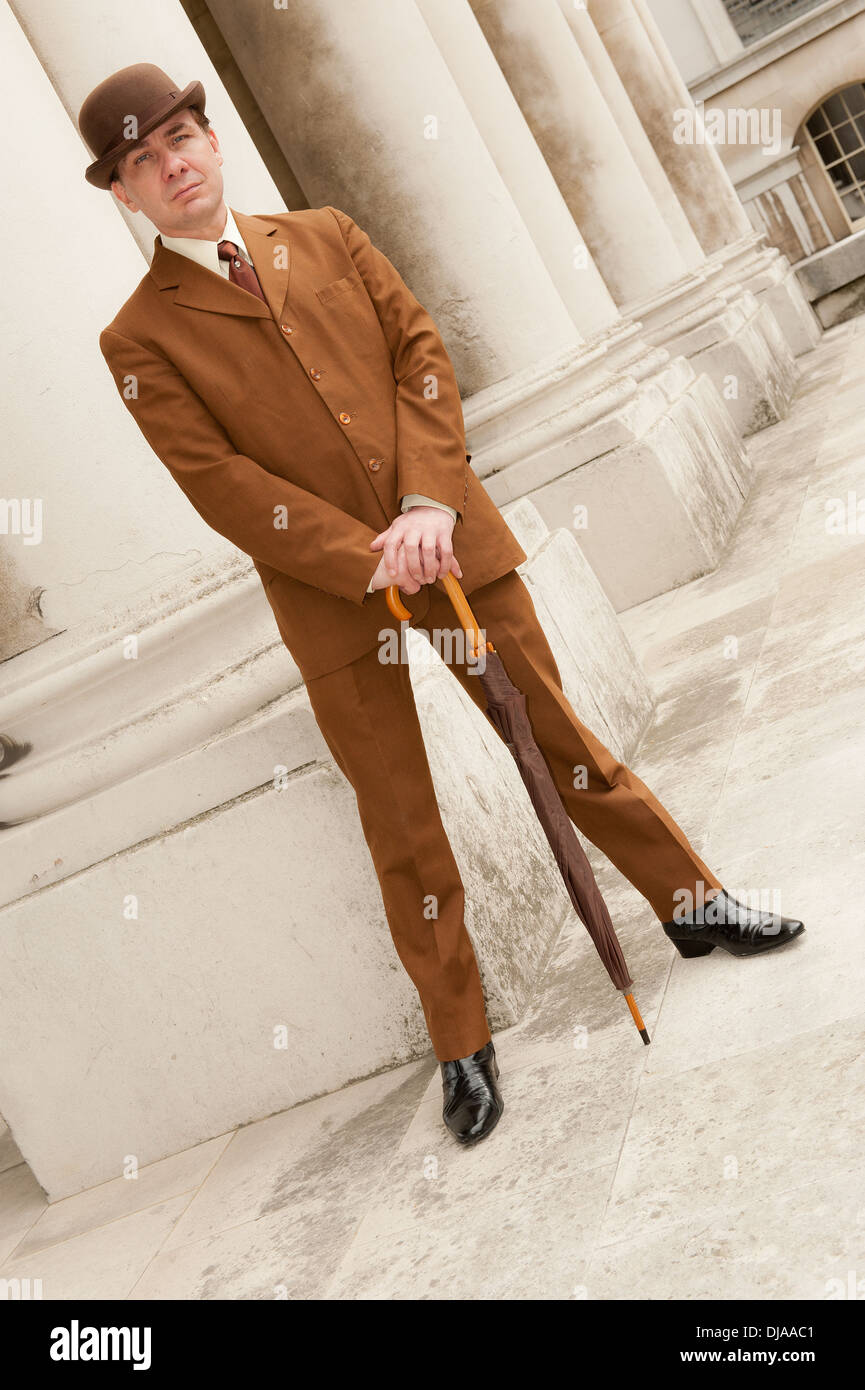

{"left": 162, "top": 205, "right": 458, "bottom": 594}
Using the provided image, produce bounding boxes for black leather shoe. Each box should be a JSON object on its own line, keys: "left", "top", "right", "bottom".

{"left": 662, "top": 887, "right": 805, "bottom": 958}
{"left": 440, "top": 1040, "right": 503, "bottom": 1145}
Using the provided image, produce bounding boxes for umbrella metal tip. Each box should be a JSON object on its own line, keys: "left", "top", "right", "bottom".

{"left": 639, "top": 1028, "right": 651, "bottom": 1046}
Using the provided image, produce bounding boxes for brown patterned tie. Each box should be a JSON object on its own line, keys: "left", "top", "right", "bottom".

{"left": 217, "top": 239, "right": 268, "bottom": 304}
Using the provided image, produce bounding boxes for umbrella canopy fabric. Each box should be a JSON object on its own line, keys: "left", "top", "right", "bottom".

{"left": 386, "top": 574, "right": 649, "bottom": 1044}
{"left": 478, "top": 648, "right": 633, "bottom": 994}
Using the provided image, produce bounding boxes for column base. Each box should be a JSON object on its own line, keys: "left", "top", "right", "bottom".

{"left": 0, "top": 499, "right": 651, "bottom": 1199}
{"left": 632, "top": 277, "right": 799, "bottom": 436}
{"left": 702, "top": 234, "right": 822, "bottom": 358}
{"left": 475, "top": 343, "right": 752, "bottom": 611}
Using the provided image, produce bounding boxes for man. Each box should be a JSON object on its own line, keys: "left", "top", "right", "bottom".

{"left": 80, "top": 64, "right": 804, "bottom": 1148}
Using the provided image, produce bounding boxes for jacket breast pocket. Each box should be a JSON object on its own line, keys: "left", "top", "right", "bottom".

{"left": 315, "top": 268, "right": 364, "bottom": 305}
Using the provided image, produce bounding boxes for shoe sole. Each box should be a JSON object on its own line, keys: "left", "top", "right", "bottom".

{"left": 668, "top": 924, "right": 805, "bottom": 958}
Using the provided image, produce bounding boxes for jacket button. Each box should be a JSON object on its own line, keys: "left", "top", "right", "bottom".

{"left": 309, "top": 367, "right": 322, "bottom": 379}
{"left": 368, "top": 457, "right": 381, "bottom": 471}
{"left": 339, "top": 411, "right": 352, "bottom": 424}
{"left": 281, "top": 324, "right": 293, "bottom": 334}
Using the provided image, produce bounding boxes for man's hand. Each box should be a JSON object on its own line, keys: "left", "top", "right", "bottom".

{"left": 369, "top": 506, "right": 463, "bottom": 592}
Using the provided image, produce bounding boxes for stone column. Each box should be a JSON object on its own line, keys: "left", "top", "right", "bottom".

{"left": 467, "top": 0, "right": 801, "bottom": 433}
{"left": 207, "top": 0, "right": 759, "bottom": 601}
{"left": 686, "top": 0, "right": 744, "bottom": 65}
{"left": 8, "top": 0, "right": 284, "bottom": 260}
{"left": 556, "top": 0, "right": 704, "bottom": 272}
{"left": 468, "top": 0, "right": 691, "bottom": 308}
{"left": 588, "top": 0, "right": 752, "bottom": 255}
{"left": 643, "top": 0, "right": 743, "bottom": 82}
{"left": 601, "top": 0, "right": 820, "bottom": 355}
{"left": 0, "top": 0, "right": 241, "bottom": 649}
{"left": 208, "top": 0, "right": 579, "bottom": 395}
{"left": 414, "top": 0, "right": 619, "bottom": 339}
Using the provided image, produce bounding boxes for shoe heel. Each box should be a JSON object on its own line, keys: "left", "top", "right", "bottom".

{"left": 672, "top": 938, "right": 715, "bottom": 958}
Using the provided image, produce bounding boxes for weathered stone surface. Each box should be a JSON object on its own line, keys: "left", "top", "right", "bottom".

{"left": 0, "top": 499, "right": 649, "bottom": 1200}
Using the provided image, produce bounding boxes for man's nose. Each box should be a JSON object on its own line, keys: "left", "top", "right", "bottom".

{"left": 163, "top": 152, "right": 190, "bottom": 182}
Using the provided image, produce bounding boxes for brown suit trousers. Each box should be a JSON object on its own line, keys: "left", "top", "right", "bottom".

{"left": 305, "top": 567, "right": 723, "bottom": 1061}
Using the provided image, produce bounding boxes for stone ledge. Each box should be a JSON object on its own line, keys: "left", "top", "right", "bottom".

{"left": 795, "top": 227, "right": 865, "bottom": 300}
{"left": 0, "top": 503, "right": 654, "bottom": 1198}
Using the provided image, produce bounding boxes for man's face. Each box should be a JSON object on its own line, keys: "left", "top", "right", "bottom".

{"left": 110, "top": 110, "right": 224, "bottom": 235}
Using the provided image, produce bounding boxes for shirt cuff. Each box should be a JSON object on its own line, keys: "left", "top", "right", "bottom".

{"left": 400, "top": 494, "right": 458, "bottom": 521}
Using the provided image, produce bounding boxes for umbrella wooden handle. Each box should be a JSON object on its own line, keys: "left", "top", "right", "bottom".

{"left": 385, "top": 573, "right": 495, "bottom": 660}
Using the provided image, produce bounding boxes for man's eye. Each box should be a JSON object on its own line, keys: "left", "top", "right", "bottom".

{"left": 134, "top": 134, "right": 189, "bottom": 164}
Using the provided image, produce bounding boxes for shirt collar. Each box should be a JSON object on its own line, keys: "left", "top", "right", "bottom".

{"left": 160, "top": 205, "right": 250, "bottom": 276}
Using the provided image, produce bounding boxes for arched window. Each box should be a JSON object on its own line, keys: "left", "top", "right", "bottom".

{"left": 804, "top": 84, "right": 865, "bottom": 228}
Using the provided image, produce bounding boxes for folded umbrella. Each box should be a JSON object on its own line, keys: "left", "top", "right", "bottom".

{"left": 387, "top": 572, "right": 650, "bottom": 1045}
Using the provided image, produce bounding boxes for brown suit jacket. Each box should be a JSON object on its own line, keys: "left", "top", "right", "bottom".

{"left": 100, "top": 205, "right": 527, "bottom": 680}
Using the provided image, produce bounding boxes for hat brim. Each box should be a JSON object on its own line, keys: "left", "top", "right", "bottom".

{"left": 85, "top": 78, "right": 207, "bottom": 189}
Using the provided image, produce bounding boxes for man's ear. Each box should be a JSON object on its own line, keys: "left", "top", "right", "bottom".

{"left": 111, "top": 178, "right": 138, "bottom": 214}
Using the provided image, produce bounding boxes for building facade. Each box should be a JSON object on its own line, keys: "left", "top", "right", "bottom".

{"left": 650, "top": 0, "right": 865, "bottom": 319}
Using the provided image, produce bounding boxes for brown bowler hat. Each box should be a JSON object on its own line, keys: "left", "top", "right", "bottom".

{"left": 78, "top": 62, "right": 206, "bottom": 189}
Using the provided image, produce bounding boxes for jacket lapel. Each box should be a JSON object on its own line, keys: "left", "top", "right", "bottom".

{"left": 148, "top": 208, "right": 292, "bottom": 324}
{"left": 232, "top": 209, "right": 292, "bottom": 323}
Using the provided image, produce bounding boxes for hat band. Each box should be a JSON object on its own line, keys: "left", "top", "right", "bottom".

{"left": 96, "top": 87, "right": 188, "bottom": 164}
